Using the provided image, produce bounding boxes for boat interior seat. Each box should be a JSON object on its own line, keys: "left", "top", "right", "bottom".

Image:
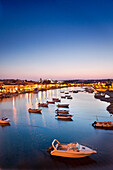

{"left": 57, "top": 145, "right": 67, "bottom": 151}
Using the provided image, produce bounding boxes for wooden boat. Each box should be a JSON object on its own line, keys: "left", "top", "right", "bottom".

{"left": 55, "top": 109, "right": 69, "bottom": 114}
{"left": 28, "top": 108, "right": 42, "bottom": 113}
{"left": 56, "top": 114, "right": 73, "bottom": 119}
{"left": 47, "top": 101, "right": 55, "bottom": 104}
{"left": 52, "top": 98, "right": 61, "bottom": 102}
{"left": 38, "top": 103, "right": 48, "bottom": 107}
{"left": 0, "top": 117, "right": 10, "bottom": 124}
{"left": 57, "top": 104, "right": 69, "bottom": 108}
{"left": 48, "top": 139, "right": 97, "bottom": 158}
{"left": 92, "top": 121, "right": 113, "bottom": 128}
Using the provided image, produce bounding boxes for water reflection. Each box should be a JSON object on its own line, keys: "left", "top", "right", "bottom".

{"left": 0, "top": 123, "right": 11, "bottom": 128}
{"left": 56, "top": 118, "right": 73, "bottom": 121}
{"left": 42, "top": 114, "right": 47, "bottom": 127}
{"left": 51, "top": 156, "right": 97, "bottom": 169}
{"left": 12, "top": 97, "right": 17, "bottom": 124}
{"left": 93, "top": 127, "right": 113, "bottom": 130}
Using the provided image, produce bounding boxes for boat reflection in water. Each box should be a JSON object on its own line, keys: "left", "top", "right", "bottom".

{"left": 51, "top": 156, "right": 97, "bottom": 169}
{"left": 0, "top": 123, "right": 11, "bottom": 128}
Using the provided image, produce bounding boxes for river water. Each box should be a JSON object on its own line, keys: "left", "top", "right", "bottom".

{"left": 0, "top": 87, "right": 113, "bottom": 169}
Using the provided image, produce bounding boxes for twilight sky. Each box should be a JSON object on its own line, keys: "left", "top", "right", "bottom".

{"left": 0, "top": 0, "right": 113, "bottom": 80}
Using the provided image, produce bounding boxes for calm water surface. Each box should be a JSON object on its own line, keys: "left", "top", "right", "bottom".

{"left": 0, "top": 87, "right": 113, "bottom": 169}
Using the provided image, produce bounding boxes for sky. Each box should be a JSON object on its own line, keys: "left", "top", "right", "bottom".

{"left": 0, "top": 0, "right": 113, "bottom": 80}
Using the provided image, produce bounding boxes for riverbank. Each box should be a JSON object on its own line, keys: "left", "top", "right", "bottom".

{"left": 94, "top": 90, "right": 113, "bottom": 114}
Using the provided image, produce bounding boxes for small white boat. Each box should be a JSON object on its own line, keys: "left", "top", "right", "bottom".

{"left": 28, "top": 108, "right": 42, "bottom": 113}
{"left": 48, "top": 139, "right": 97, "bottom": 158}
{"left": 92, "top": 121, "right": 113, "bottom": 128}
{"left": 55, "top": 109, "right": 69, "bottom": 114}
{"left": 38, "top": 103, "right": 48, "bottom": 107}
{"left": 57, "top": 104, "right": 69, "bottom": 108}
{"left": 56, "top": 114, "right": 73, "bottom": 119}
{"left": 0, "top": 117, "right": 10, "bottom": 124}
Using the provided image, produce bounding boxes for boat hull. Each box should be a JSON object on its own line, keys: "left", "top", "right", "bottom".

{"left": 56, "top": 115, "right": 73, "bottom": 119}
{"left": 92, "top": 121, "right": 113, "bottom": 128}
{"left": 0, "top": 120, "right": 10, "bottom": 124}
{"left": 38, "top": 103, "right": 48, "bottom": 107}
{"left": 56, "top": 110, "right": 69, "bottom": 114}
{"left": 28, "top": 109, "right": 42, "bottom": 113}
{"left": 47, "top": 101, "right": 55, "bottom": 104}
{"left": 57, "top": 104, "right": 69, "bottom": 108}
{"left": 51, "top": 150, "right": 95, "bottom": 158}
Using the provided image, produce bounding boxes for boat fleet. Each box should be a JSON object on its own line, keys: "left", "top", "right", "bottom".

{"left": 28, "top": 91, "right": 73, "bottom": 120}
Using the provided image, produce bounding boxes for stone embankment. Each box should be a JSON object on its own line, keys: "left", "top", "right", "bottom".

{"left": 94, "top": 90, "right": 113, "bottom": 114}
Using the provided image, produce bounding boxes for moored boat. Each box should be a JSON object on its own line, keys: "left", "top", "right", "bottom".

{"left": 73, "top": 90, "right": 78, "bottom": 93}
{"left": 52, "top": 98, "right": 61, "bottom": 102}
{"left": 60, "top": 91, "right": 64, "bottom": 93}
{"left": 55, "top": 109, "right": 69, "bottom": 114}
{"left": 65, "top": 95, "right": 71, "bottom": 97}
{"left": 28, "top": 108, "right": 42, "bottom": 113}
{"left": 56, "top": 114, "right": 73, "bottom": 119}
{"left": 57, "top": 104, "right": 69, "bottom": 108}
{"left": 47, "top": 101, "right": 55, "bottom": 104}
{"left": 0, "top": 117, "right": 10, "bottom": 124}
{"left": 48, "top": 139, "right": 97, "bottom": 158}
{"left": 65, "top": 92, "right": 69, "bottom": 94}
{"left": 38, "top": 103, "right": 48, "bottom": 107}
{"left": 61, "top": 96, "right": 66, "bottom": 99}
{"left": 67, "top": 96, "right": 73, "bottom": 99}
{"left": 92, "top": 121, "right": 113, "bottom": 128}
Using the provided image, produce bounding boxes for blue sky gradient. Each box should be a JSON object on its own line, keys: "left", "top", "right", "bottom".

{"left": 0, "top": 0, "right": 113, "bottom": 80}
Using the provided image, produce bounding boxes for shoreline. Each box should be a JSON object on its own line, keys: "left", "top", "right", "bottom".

{"left": 94, "top": 90, "right": 113, "bottom": 114}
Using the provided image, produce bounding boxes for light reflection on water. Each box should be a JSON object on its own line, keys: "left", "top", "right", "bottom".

{"left": 0, "top": 87, "right": 113, "bottom": 169}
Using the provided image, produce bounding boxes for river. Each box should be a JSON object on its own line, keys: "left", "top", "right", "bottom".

{"left": 0, "top": 87, "right": 113, "bottom": 169}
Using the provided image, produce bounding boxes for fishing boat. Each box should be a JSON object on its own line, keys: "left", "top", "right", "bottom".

{"left": 52, "top": 98, "right": 61, "bottom": 102}
{"left": 92, "top": 121, "right": 113, "bottom": 128}
{"left": 0, "top": 117, "right": 10, "bottom": 124}
{"left": 28, "top": 108, "right": 42, "bottom": 113}
{"left": 57, "top": 104, "right": 69, "bottom": 108}
{"left": 38, "top": 103, "right": 48, "bottom": 107}
{"left": 55, "top": 109, "right": 69, "bottom": 114}
{"left": 48, "top": 139, "right": 97, "bottom": 158}
{"left": 47, "top": 101, "right": 55, "bottom": 104}
{"left": 56, "top": 114, "right": 73, "bottom": 119}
